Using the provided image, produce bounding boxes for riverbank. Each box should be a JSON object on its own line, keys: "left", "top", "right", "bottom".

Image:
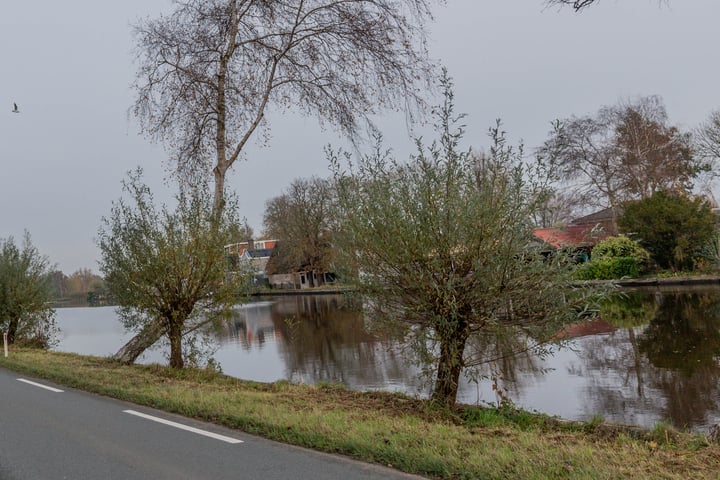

{"left": 252, "top": 275, "right": 720, "bottom": 296}
{"left": 614, "top": 274, "right": 720, "bottom": 287}
{"left": 2, "top": 349, "right": 718, "bottom": 479}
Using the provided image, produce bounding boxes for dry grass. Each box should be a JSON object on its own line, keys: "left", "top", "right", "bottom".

{"left": 2, "top": 348, "right": 719, "bottom": 479}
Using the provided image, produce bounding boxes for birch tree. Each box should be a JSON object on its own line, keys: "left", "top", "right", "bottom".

{"left": 132, "top": 0, "right": 437, "bottom": 214}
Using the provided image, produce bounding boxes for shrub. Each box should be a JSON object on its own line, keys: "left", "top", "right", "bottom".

{"left": 576, "top": 257, "right": 640, "bottom": 280}
{"left": 591, "top": 236, "right": 650, "bottom": 266}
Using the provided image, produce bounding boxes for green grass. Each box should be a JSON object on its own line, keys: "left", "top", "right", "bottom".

{"left": 2, "top": 348, "right": 719, "bottom": 479}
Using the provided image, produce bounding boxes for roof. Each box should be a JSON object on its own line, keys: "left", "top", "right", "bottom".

{"left": 570, "top": 207, "right": 619, "bottom": 230}
{"left": 533, "top": 208, "right": 618, "bottom": 248}
{"left": 533, "top": 224, "right": 611, "bottom": 249}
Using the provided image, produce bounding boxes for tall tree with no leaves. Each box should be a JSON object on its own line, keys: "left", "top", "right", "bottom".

{"left": 696, "top": 110, "right": 720, "bottom": 186}
{"left": 132, "top": 0, "right": 437, "bottom": 214}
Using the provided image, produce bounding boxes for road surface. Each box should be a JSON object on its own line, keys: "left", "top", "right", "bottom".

{"left": 0, "top": 368, "right": 425, "bottom": 480}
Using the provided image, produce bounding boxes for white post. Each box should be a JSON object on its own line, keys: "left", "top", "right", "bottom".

{"left": 3, "top": 332, "right": 7, "bottom": 358}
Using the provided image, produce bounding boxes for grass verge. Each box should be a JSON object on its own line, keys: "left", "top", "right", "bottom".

{"left": 2, "top": 348, "right": 719, "bottom": 479}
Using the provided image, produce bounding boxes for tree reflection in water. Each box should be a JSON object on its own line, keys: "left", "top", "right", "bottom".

{"left": 212, "top": 289, "right": 720, "bottom": 431}
{"left": 223, "top": 295, "right": 418, "bottom": 392}
{"left": 579, "top": 287, "right": 720, "bottom": 430}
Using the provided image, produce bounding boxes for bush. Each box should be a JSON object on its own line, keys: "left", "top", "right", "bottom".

{"left": 576, "top": 257, "right": 640, "bottom": 280}
{"left": 576, "top": 236, "right": 650, "bottom": 280}
{"left": 591, "top": 236, "right": 650, "bottom": 266}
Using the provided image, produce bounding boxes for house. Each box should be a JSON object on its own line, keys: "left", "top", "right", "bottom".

{"left": 264, "top": 241, "right": 337, "bottom": 290}
{"left": 533, "top": 207, "right": 618, "bottom": 254}
{"left": 225, "top": 239, "right": 278, "bottom": 286}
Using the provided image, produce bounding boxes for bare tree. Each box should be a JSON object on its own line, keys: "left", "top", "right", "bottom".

{"left": 696, "top": 110, "right": 720, "bottom": 162}
{"left": 539, "top": 96, "right": 700, "bottom": 229}
{"left": 132, "top": 0, "right": 437, "bottom": 214}
{"left": 263, "top": 176, "right": 336, "bottom": 279}
{"left": 614, "top": 101, "right": 698, "bottom": 200}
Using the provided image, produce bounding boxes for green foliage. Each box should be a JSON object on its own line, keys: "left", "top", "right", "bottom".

{"left": 599, "top": 291, "right": 658, "bottom": 329}
{"left": 576, "top": 257, "right": 640, "bottom": 280}
{"left": 619, "top": 191, "right": 717, "bottom": 271}
{"left": 98, "top": 169, "right": 252, "bottom": 368}
{"left": 0, "top": 232, "right": 56, "bottom": 346}
{"left": 592, "top": 236, "right": 651, "bottom": 264}
{"left": 331, "top": 72, "right": 604, "bottom": 406}
{"left": 576, "top": 236, "right": 651, "bottom": 280}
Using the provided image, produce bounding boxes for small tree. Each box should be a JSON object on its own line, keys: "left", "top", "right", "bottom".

{"left": 591, "top": 236, "right": 651, "bottom": 264}
{"left": 332, "top": 74, "right": 601, "bottom": 406}
{"left": 619, "top": 191, "right": 717, "bottom": 271}
{"left": 0, "top": 232, "right": 56, "bottom": 346}
{"left": 98, "top": 169, "right": 251, "bottom": 368}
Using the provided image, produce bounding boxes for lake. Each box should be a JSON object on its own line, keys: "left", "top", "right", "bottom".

{"left": 54, "top": 287, "right": 720, "bottom": 432}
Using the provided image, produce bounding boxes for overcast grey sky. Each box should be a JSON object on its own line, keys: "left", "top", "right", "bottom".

{"left": 2, "top": 0, "right": 719, "bottom": 273}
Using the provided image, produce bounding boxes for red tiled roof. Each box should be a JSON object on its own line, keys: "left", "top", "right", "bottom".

{"left": 533, "top": 224, "right": 611, "bottom": 248}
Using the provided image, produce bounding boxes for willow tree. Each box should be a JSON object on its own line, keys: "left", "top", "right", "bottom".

{"left": 332, "top": 75, "right": 602, "bottom": 406}
{"left": 132, "top": 0, "right": 437, "bottom": 213}
{"left": 98, "top": 170, "right": 251, "bottom": 368}
{"left": 0, "top": 232, "right": 55, "bottom": 346}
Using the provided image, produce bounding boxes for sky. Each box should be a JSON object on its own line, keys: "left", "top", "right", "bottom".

{"left": 2, "top": 0, "right": 720, "bottom": 274}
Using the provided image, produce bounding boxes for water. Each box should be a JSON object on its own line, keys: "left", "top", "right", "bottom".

{"left": 53, "top": 288, "right": 720, "bottom": 432}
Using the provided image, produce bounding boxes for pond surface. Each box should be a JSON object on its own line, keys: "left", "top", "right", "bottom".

{"left": 54, "top": 287, "right": 720, "bottom": 432}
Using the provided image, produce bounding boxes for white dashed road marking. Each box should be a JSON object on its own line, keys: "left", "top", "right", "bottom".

{"left": 17, "top": 378, "right": 64, "bottom": 393}
{"left": 123, "top": 410, "right": 244, "bottom": 444}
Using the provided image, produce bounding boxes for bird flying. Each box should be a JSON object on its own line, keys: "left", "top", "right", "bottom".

{"left": 12, "top": 103, "right": 19, "bottom": 113}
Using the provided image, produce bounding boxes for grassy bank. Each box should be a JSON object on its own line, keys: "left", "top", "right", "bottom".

{"left": 2, "top": 349, "right": 719, "bottom": 479}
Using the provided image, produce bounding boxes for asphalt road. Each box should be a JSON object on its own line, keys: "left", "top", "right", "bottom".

{"left": 0, "top": 368, "right": 425, "bottom": 480}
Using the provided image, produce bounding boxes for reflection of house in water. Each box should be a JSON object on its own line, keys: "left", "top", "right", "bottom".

{"left": 221, "top": 302, "right": 282, "bottom": 349}
{"left": 555, "top": 319, "right": 616, "bottom": 340}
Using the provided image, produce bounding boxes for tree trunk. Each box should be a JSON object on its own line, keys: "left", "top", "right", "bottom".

{"left": 168, "top": 322, "right": 184, "bottom": 369}
{"left": 112, "top": 320, "right": 165, "bottom": 365}
{"left": 431, "top": 324, "right": 469, "bottom": 407}
{"left": 6, "top": 318, "right": 18, "bottom": 344}
{"left": 212, "top": 164, "right": 227, "bottom": 217}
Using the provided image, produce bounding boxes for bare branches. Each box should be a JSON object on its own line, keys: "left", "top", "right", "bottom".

{"left": 545, "top": 0, "right": 668, "bottom": 12}
{"left": 132, "top": 0, "right": 436, "bottom": 213}
{"left": 545, "top": 0, "right": 598, "bottom": 11}
{"left": 696, "top": 110, "right": 720, "bottom": 162}
{"left": 538, "top": 96, "right": 699, "bottom": 228}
